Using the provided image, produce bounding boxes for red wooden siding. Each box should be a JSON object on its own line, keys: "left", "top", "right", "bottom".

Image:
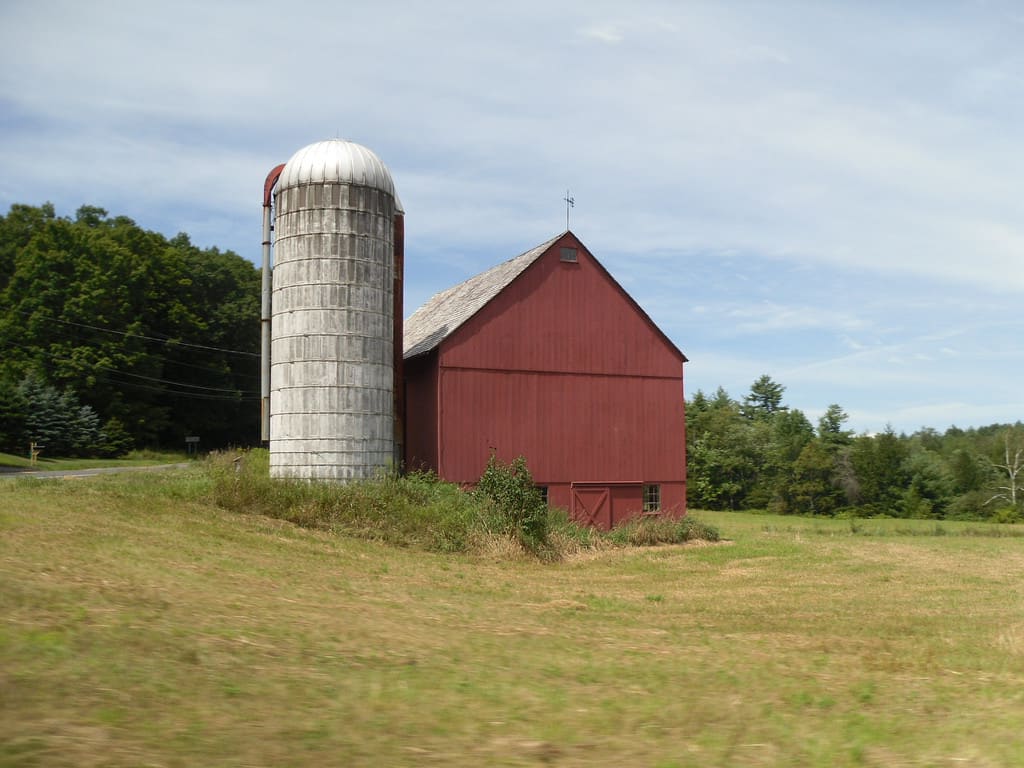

{"left": 436, "top": 368, "right": 684, "bottom": 487}
{"left": 403, "top": 352, "right": 439, "bottom": 473}
{"left": 441, "top": 236, "right": 682, "bottom": 378}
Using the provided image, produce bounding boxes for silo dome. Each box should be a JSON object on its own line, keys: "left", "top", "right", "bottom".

{"left": 277, "top": 139, "right": 396, "bottom": 197}
{"left": 269, "top": 139, "right": 398, "bottom": 481}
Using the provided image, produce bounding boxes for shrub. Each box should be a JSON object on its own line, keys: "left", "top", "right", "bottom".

{"left": 607, "top": 515, "right": 720, "bottom": 547}
{"left": 97, "top": 417, "right": 134, "bottom": 458}
{"left": 989, "top": 506, "right": 1021, "bottom": 525}
{"left": 207, "top": 450, "right": 497, "bottom": 553}
{"left": 475, "top": 455, "right": 549, "bottom": 551}
{"left": 947, "top": 490, "right": 998, "bottom": 521}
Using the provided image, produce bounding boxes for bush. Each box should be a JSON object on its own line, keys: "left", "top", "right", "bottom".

{"left": 97, "top": 417, "right": 134, "bottom": 458}
{"left": 989, "top": 506, "right": 1021, "bottom": 524}
{"left": 607, "top": 515, "right": 720, "bottom": 547}
{"left": 207, "top": 450, "right": 492, "bottom": 553}
{"left": 947, "top": 490, "right": 998, "bottom": 521}
{"left": 475, "top": 455, "right": 549, "bottom": 551}
{"left": 546, "top": 507, "right": 600, "bottom": 546}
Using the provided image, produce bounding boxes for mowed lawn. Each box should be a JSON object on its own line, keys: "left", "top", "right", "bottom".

{"left": 2, "top": 471, "right": 1023, "bottom": 767}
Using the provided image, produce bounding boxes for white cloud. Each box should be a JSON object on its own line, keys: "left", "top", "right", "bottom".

{"left": 580, "top": 24, "right": 623, "bottom": 43}
{"left": 722, "top": 302, "right": 869, "bottom": 335}
{"left": 2, "top": 0, "right": 1023, "bottom": 433}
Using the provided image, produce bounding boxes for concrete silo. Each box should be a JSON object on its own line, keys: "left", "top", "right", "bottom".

{"left": 261, "top": 139, "right": 403, "bottom": 480}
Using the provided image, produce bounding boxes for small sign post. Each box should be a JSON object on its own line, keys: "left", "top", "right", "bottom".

{"left": 185, "top": 436, "right": 200, "bottom": 457}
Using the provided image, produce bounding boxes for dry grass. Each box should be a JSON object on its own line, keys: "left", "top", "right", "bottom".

{"left": 2, "top": 475, "right": 1024, "bottom": 767}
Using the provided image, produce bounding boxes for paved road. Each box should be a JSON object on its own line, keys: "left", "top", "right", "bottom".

{"left": 0, "top": 463, "right": 193, "bottom": 480}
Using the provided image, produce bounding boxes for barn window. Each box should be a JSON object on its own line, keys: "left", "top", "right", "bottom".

{"left": 643, "top": 484, "right": 661, "bottom": 513}
{"left": 536, "top": 486, "right": 549, "bottom": 505}
{"left": 560, "top": 247, "right": 578, "bottom": 263}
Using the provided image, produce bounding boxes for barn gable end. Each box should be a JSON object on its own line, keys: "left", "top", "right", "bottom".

{"left": 403, "top": 231, "right": 687, "bottom": 528}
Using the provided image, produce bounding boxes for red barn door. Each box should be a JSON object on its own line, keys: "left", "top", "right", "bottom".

{"left": 571, "top": 483, "right": 644, "bottom": 530}
{"left": 571, "top": 486, "right": 611, "bottom": 529}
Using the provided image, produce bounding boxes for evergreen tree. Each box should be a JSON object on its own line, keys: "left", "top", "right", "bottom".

{"left": 742, "top": 375, "right": 787, "bottom": 420}
{"left": 901, "top": 450, "right": 955, "bottom": 518}
{"left": 783, "top": 440, "right": 843, "bottom": 516}
{"left": 818, "top": 404, "right": 853, "bottom": 449}
{"left": 850, "top": 427, "right": 909, "bottom": 515}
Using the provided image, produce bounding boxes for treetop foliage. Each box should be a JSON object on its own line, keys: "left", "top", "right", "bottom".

{"left": 742, "top": 374, "right": 788, "bottom": 420}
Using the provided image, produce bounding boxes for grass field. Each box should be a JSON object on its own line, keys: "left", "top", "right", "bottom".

{"left": 0, "top": 449, "right": 188, "bottom": 472}
{"left": 2, "top": 469, "right": 1023, "bottom": 766}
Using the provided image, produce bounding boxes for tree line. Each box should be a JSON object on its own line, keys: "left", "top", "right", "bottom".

{"left": 0, "top": 203, "right": 261, "bottom": 456}
{"left": 687, "top": 375, "right": 1023, "bottom": 522}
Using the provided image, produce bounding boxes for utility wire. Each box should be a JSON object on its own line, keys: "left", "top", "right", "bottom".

{"left": 96, "top": 377, "right": 260, "bottom": 402}
{"left": 95, "top": 366, "right": 257, "bottom": 394}
{"left": 139, "top": 354, "right": 259, "bottom": 381}
{"left": 100, "top": 377, "right": 260, "bottom": 402}
{"left": 10, "top": 321, "right": 261, "bottom": 381}
{"left": 3, "top": 335, "right": 260, "bottom": 382}
{"left": 0, "top": 337, "right": 260, "bottom": 396}
{"left": 8, "top": 307, "right": 259, "bottom": 358}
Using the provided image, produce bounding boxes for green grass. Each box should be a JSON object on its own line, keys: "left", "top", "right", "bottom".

{"left": 0, "top": 448, "right": 188, "bottom": 471}
{"left": 2, "top": 473, "right": 1023, "bottom": 766}
{"left": 699, "top": 508, "right": 1024, "bottom": 540}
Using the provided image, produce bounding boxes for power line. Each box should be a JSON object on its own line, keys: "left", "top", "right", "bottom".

{"left": 9, "top": 307, "right": 259, "bottom": 358}
{"left": 0, "top": 332, "right": 259, "bottom": 382}
{"left": 99, "top": 377, "right": 260, "bottom": 402}
{"left": 7, "top": 320, "right": 260, "bottom": 381}
{"left": 140, "top": 354, "right": 259, "bottom": 381}
{"left": 0, "top": 337, "right": 260, "bottom": 396}
{"left": 96, "top": 366, "right": 257, "bottom": 394}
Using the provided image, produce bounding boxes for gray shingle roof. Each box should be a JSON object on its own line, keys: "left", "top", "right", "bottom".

{"left": 403, "top": 233, "right": 563, "bottom": 359}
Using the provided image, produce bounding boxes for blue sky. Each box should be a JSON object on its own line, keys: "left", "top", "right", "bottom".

{"left": 2, "top": 1, "right": 1023, "bottom": 435}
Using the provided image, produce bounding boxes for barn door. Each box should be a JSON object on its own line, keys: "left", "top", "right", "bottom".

{"left": 572, "top": 486, "right": 612, "bottom": 530}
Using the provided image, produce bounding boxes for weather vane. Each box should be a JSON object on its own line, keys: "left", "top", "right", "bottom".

{"left": 564, "top": 189, "right": 575, "bottom": 231}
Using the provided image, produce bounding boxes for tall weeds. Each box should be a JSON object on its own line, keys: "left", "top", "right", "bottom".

{"left": 207, "top": 450, "right": 720, "bottom": 558}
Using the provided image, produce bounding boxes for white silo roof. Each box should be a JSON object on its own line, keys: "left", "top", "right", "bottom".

{"left": 277, "top": 139, "right": 395, "bottom": 196}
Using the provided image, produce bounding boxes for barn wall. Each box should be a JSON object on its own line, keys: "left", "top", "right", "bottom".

{"left": 403, "top": 352, "right": 439, "bottom": 473}
{"left": 543, "top": 482, "right": 686, "bottom": 526}
{"left": 441, "top": 235, "right": 682, "bottom": 379}
{"left": 435, "top": 367, "right": 684, "bottom": 488}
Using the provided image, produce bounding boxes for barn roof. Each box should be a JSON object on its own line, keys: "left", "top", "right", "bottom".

{"left": 403, "top": 233, "right": 563, "bottom": 359}
{"left": 403, "top": 231, "right": 687, "bottom": 363}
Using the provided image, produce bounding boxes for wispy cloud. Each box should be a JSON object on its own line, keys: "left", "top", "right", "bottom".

{"left": 2, "top": 0, "right": 1022, "bottom": 434}
{"left": 579, "top": 24, "right": 623, "bottom": 43}
{"left": 721, "top": 302, "right": 868, "bottom": 335}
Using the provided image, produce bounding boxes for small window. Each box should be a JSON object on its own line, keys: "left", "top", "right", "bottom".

{"left": 536, "top": 486, "right": 549, "bottom": 505}
{"left": 560, "top": 247, "right": 578, "bottom": 263}
{"left": 643, "top": 484, "right": 661, "bottom": 513}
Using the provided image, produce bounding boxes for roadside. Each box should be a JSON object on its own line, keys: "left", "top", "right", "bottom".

{"left": 0, "top": 462, "right": 193, "bottom": 480}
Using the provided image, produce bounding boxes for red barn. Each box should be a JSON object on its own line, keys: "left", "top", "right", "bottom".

{"left": 402, "top": 232, "right": 687, "bottom": 529}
